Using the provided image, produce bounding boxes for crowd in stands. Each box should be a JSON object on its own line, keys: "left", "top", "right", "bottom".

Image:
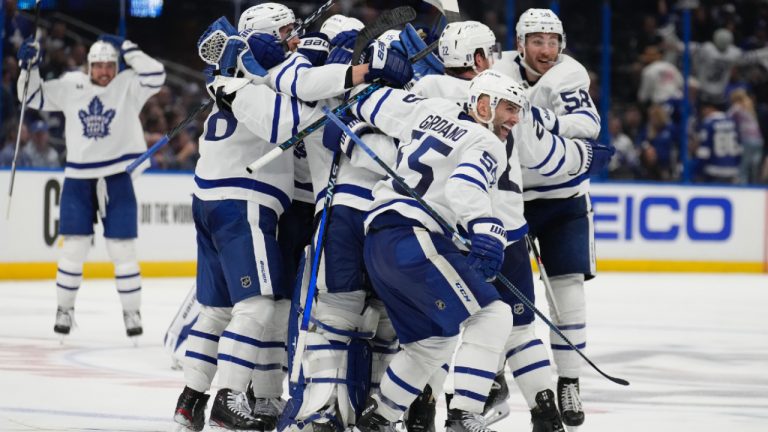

{"left": 2, "top": 0, "right": 768, "bottom": 184}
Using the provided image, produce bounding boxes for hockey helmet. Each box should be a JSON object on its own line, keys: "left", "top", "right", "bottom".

{"left": 439, "top": 21, "right": 498, "bottom": 70}
{"left": 238, "top": 2, "right": 297, "bottom": 38}
{"left": 515, "top": 8, "right": 566, "bottom": 55}
{"left": 87, "top": 40, "right": 119, "bottom": 65}
{"left": 467, "top": 70, "right": 527, "bottom": 125}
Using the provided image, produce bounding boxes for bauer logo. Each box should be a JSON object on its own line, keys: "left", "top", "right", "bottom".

{"left": 591, "top": 194, "right": 733, "bottom": 241}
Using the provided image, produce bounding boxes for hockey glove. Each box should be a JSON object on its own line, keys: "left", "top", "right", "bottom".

{"left": 98, "top": 34, "right": 125, "bottom": 51}
{"left": 585, "top": 139, "right": 616, "bottom": 175}
{"left": 391, "top": 24, "right": 444, "bottom": 80}
{"left": 207, "top": 76, "right": 239, "bottom": 113}
{"left": 322, "top": 115, "right": 373, "bottom": 157}
{"left": 245, "top": 32, "right": 285, "bottom": 71}
{"left": 297, "top": 32, "right": 330, "bottom": 67}
{"left": 466, "top": 219, "right": 506, "bottom": 282}
{"left": 327, "top": 30, "right": 359, "bottom": 65}
{"left": 363, "top": 41, "right": 413, "bottom": 87}
{"left": 531, "top": 106, "right": 559, "bottom": 135}
{"left": 18, "top": 37, "right": 40, "bottom": 69}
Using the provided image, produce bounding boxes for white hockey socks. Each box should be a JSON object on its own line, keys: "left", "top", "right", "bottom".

{"left": 375, "top": 335, "right": 458, "bottom": 422}
{"left": 217, "top": 295, "right": 276, "bottom": 393}
{"left": 548, "top": 273, "right": 586, "bottom": 378}
{"left": 369, "top": 299, "right": 399, "bottom": 390}
{"left": 504, "top": 324, "right": 554, "bottom": 409}
{"left": 451, "top": 300, "right": 513, "bottom": 413}
{"left": 55, "top": 235, "right": 91, "bottom": 309}
{"left": 106, "top": 239, "right": 141, "bottom": 312}
{"left": 184, "top": 305, "right": 231, "bottom": 393}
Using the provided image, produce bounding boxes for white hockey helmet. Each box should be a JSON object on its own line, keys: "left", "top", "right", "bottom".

{"left": 467, "top": 70, "right": 527, "bottom": 126}
{"left": 320, "top": 14, "right": 364, "bottom": 40}
{"left": 87, "top": 40, "right": 119, "bottom": 65}
{"left": 238, "top": 2, "right": 297, "bottom": 38}
{"left": 515, "top": 8, "right": 566, "bottom": 54}
{"left": 439, "top": 21, "right": 497, "bottom": 70}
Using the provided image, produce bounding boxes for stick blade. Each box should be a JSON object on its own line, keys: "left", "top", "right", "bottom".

{"left": 351, "top": 6, "right": 417, "bottom": 65}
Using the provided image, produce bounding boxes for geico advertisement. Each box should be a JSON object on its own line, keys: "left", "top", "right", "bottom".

{"left": 0, "top": 170, "right": 196, "bottom": 262}
{"left": 590, "top": 183, "right": 767, "bottom": 262}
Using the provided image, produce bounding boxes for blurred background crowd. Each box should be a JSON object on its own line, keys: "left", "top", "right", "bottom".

{"left": 2, "top": 0, "right": 768, "bottom": 184}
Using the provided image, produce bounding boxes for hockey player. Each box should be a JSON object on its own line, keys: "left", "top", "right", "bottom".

{"left": 492, "top": 8, "right": 612, "bottom": 428}
{"left": 16, "top": 34, "right": 165, "bottom": 339}
{"left": 409, "top": 20, "right": 606, "bottom": 432}
{"left": 172, "top": 9, "right": 413, "bottom": 431}
{"left": 693, "top": 100, "right": 742, "bottom": 183}
{"left": 337, "top": 70, "right": 532, "bottom": 432}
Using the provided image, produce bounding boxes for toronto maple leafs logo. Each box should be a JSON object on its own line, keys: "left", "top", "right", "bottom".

{"left": 78, "top": 97, "right": 115, "bottom": 139}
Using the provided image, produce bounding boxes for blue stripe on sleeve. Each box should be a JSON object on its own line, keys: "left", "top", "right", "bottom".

{"left": 457, "top": 163, "right": 489, "bottom": 183}
{"left": 530, "top": 135, "right": 557, "bottom": 170}
{"left": 525, "top": 172, "right": 588, "bottom": 193}
{"left": 290, "top": 63, "right": 311, "bottom": 97}
{"left": 274, "top": 56, "right": 300, "bottom": 94}
{"left": 449, "top": 173, "right": 487, "bottom": 192}
{"left": 572, "top": 109, "right": 600, "bottom": 124}
{"left": 369, "top": 88, "right": 393, "bottom": 126}
{"left": 270, "top": 94, "right": 283, "bottom": 143}
{"left": 138, "top": 71, "right": 165, "bottom": 77}
{"left": 541, "top": 136, "right": 566, "bottom": 177}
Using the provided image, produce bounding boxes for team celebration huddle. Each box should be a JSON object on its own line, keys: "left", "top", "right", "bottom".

{"left": 15, "top": 0, "right": 621, "bottom": 431}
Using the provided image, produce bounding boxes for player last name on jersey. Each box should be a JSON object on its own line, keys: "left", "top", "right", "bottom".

{"left": 418, "top": 114, "right": 469, "bottom": 142}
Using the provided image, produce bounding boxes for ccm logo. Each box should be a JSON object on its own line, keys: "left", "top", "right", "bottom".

{"left": 592, "top": 195, "right": 733, "bottom": 241}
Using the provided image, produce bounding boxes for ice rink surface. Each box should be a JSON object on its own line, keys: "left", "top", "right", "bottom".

{"left": 0, "top": 272, "right": 766, "bottom": 431}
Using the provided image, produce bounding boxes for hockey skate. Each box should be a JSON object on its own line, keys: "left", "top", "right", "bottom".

{"left": 530, "top": 389, "right": 565, "bottom": 432}
{"left": 123, "top": 310, "right": 143, "bottom": 338}
{"left": 209, "top": 388, "right": 266, "bottom": 431}
{"left": 54, "top": 307, "right": 74, "bottom": 339}
{"left": 351, "top": 397, "right": 397, "bottom": 432}
{"left": 249, "top": 396, "right": 285, "bottom": 430}
{"left": 445, "top": 408, "right": 496, "bottom": 432}
{"left": 173, "top": 386, "right": 211, "bottom": 432}
{"left": 481, "top": 372, "right": 510, "bottom": 426}
{"left": 557, "top": 377, "right": 584, "bottom": 429}
{"left": 403, "top": 384, "right": 436, "bottom": 432}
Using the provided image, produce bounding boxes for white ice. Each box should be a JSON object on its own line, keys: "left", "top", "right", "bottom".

{"left": 1, "top": 272, "right": 766, "bottom": 431}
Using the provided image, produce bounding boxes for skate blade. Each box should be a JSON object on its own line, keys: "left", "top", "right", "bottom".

{"left": 483, "top": 403, "right": 510, "bottom": 426}
{"left": 209, "top": 422, "right": 263, "bottom": 432}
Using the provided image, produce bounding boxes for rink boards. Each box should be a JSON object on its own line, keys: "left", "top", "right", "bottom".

{"left": 0, "top": 169, "right": 766, "bottom": 278}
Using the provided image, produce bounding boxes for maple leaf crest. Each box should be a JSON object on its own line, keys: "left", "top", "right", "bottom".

{"left": 78, "top": 96, "right": 116, "bottom": 139}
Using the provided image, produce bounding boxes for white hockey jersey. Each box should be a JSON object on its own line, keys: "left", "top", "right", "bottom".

{"left": 19, "top": 49, "right": 165, "bottom": 178}
{"left": 494, "top": 51, "right": 600, "bottom": 200}
{"left": 357, "top": 88, "right": 507, "bottom": 237}
{"left": 410, "top": 74, "right": 471, "bottom": 109}
{"left": 193, "top": 83, "right": 323, "bottom": 215}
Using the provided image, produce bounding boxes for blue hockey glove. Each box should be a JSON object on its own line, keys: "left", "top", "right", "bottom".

{"left": 218, "top": 37, "right": 245, "bottom": 77}
{"left": 531, "top": 106, "right": 559, "bottom": 135}
{"left": 392, "top": 24, "right": 444, "bottom": 80}
{"left": 244, "top": 31, "right": 285, "bottom": 71}
{"left": 98, "top": 34, "right": 125, "bottom": 51}
{"left": 327, "top": 30, "right": 359, "bottom": 65}
{"left": 322, "top": 115, "right": 373, "bottom": 157}
{"left": 585, "top": 139, "right": 616, "bottom": 175}
{"left": 466, "top": 219, "right": 506, "bottom": 282}
{"left": 297, "top": 32, "right": 330, "bottom": 67}
{"left": 363, "top": 41, "right": 413, "bottom": 87}
{"left": 18, "top": 37, "right": 40, "bottom": 69}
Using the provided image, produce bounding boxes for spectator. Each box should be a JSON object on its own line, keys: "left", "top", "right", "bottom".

{"left": 22, "top": 120, "right": 59, "bottom": 168}
{"left": 0, "top": 121, "right": 30, "bottom": 167}
{"left": 2, "top": 56, "right": 19, "bottom": 125}
{"left": 607, "top": 115, "right": 640, "bottom": 180}
{"left": 638, "top": 104, "right": 679, "bottom": 180}
{"left": 693, "top": 101, "right": 741, "bottom": 183}
{"left": 728, "top": 88, "right": 765, "bottom": 184}
{"left": 637, "top": 44, "right": 683, "bottom": 106}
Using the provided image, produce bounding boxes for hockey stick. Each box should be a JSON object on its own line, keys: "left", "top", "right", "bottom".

{"left": 6, "top": 0, "right": 43, "bottom": 219}
{"left": 289, "top": 151, "right": 341, "bottom": 384}
{"left": 349, "top": 6, "right": 418, "bottom": 65}
{"left": 246, "top": 7, "right": 429, "bottom": 174}
{"left": 127, "top": 2, "right": 338, "bottom": 175}
{"left": 322, "top": 107, "right": 629, "bottom": 386}
{"left": 525, "top": 235, "right": 561, "bottom": 320}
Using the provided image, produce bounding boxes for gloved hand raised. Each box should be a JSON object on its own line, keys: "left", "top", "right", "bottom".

{"left": 297, "top": 32, "right": 330, "bottom": 67}
{"left": 363, "top": 40, "right": 413, "bottom": 87}
{"left": 18, "top": 37, "right": 40, "bottom": 69}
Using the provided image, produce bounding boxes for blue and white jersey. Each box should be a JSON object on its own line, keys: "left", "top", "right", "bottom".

{"left": 494, "top": 51, "right": 600, "bottom": 200}
{"left": 194, "top": 83, "right": 323, "bottom": 216}
{"left": 269, "top": 52, "right": 352, "bottom": 102}
{"left": 357, "top": 88, "right": 507, "bottom": 236}
{"left": 695, "top": 111, "right": 741, "bottom": 179}
{"left": 19, "top": 49, "right": 165, "bottom": 178}
{"left": 410, "top": 74, "right": 471, "bottom": 110}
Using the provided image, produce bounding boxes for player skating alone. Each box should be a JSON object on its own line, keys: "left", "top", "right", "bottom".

{"left": 493, "top": 9, "right": 614, "bottom": 429}
{"left": 16, "top": 34, "right": 165, "bottom": 341}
